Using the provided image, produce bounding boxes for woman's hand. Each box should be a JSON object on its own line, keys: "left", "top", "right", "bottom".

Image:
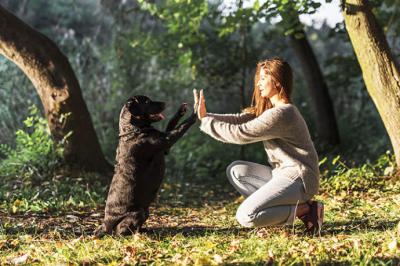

{"left": 193, "top": 89, "right": 207, "bottom": 120}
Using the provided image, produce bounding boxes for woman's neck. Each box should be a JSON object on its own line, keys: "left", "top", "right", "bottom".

{"left": 269, "top": 94, "right": 288, "bottom": 107}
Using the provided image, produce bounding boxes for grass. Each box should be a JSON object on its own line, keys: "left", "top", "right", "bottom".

{"left": 1, "top": 158, "right": 400, "bottom": 265}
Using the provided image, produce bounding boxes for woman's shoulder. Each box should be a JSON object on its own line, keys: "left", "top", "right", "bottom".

{"left": 276, "top": 102, "right": 296, "bottom": 109}
{"left": 262, "top": 103, "right": 296, "bottom": 115}
{"left": 256, "top": 103, "right": 302, "bottom": 124}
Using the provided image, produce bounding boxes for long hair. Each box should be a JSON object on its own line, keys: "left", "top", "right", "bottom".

{"left": 243, "top": 58, "right": 293, "bottom": 117}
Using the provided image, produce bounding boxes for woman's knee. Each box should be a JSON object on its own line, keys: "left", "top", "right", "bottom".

{"left": 235, "top": 204, "right": 257, "bottom": 228}
{"left": 226, "top": 160, "right": 247, "bottom": 180}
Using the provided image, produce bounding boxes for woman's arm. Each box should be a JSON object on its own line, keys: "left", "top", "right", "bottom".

{"left": 194, "top": 89, "right": 292, "bottom": 144}
{"left": 199, "top": 107, "right": 291, "bottom": 144}
{"left": 193, "top": 89, "right": 255, "bottom": 124}
{"left": 205, "top": 112, "right": 255, "bottom": 124}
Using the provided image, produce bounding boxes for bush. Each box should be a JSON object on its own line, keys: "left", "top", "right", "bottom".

{"left": 0, "top": 105, "right": 63, "bottom": 184}
{"left": 319, "top": 151, "right": 397, "bottom": 193}
{"left": 0, "top": 106, "right": 107, "bottom": 213}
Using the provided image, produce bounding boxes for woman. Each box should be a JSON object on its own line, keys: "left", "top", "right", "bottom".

{"left": 193, "top": 58, "right": 324, "bottom": 235}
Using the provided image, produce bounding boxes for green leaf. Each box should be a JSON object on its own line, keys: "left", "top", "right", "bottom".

{"left": 253, "top": 0, "right": 260, "bottom": 11}
{"left": 332, "top": 155, "right": 341, "bottom": 165}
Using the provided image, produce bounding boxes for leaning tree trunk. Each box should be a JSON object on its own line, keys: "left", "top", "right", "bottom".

{"left": 281, "top": 11, "right": 340, "bottom": 148}
{"left": 343, "top": 0, "right": 400, "bottom": 167}
{"left": 0, "top": 4, "right": 112, "bottom": 174}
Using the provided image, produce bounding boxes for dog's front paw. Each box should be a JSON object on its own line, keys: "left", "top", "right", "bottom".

{"left": 177, "top": 103, "right": 188, "bottom": 116}
{"left": 185, "top": 110, "right": 198, "bottom": 124}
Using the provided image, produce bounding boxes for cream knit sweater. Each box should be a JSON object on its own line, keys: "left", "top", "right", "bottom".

{"left": 199, "top": 103, "right": 320, "bottom": 196}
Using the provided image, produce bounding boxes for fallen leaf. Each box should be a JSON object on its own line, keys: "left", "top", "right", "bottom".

{"left": 66, "top": 215, "right": 80, "bottom": 223}
{"left": 11, "top": 253, "right": 29, "bottom": 265}
{"left": 266, "top": 249, "right": 274, "bottom": 266}
{"left": 195, "top": 257, "right": 211, "bottom": 265}
{"left": 388, "top": 238, "right": 398, "bottom": 252}
{"left": 213, "top": 254, "right": 223, "bottom": 264}
{"left": 172, "top": 253, "right": 182, "bottom": 262}
{"left": 234, "top": 196, "right": 244, "bottom": 204}
{"left": 125, "top": 246, "right": 136, "bottom": 257}
{"left": 228, "top": 239, "right": 240, "bottom": 252}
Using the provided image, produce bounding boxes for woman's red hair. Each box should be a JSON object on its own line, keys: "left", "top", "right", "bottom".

{"left": 244, "top": 58, "right": 293, "bottom": 116}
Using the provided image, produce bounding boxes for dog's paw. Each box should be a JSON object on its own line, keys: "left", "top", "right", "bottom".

{"left": 186, "top": 110, "right": 198, "bottom": 124}
{"left": 178, "top": 103, "right": 188, "bottom": 116}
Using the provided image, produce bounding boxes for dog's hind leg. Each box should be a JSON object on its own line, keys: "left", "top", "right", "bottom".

{"left": 114, "top": 210, "right": 148, "bottom": 236}
{"left": 94, "top": 220, "right": 118, "bottom": 237}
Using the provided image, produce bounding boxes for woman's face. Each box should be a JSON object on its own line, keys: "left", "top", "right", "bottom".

{"left": 257, "top": 68, "right": 278, "bottom": 98}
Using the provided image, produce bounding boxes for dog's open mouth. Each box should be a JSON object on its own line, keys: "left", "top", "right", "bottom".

{"left": 149, "top": 113, "right": 165, "bottom": 120}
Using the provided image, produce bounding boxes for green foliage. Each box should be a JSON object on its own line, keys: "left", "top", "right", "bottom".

{"left": 138, "top": 0, "right": 208, "bottom": 36}
{"left": 0, "top": 106, "right": 63, "bottom": 183}
{"left": 167, "top": 130, "right": 239, "bottom": 180}
{"left": 0, "top": 106, "right": 107, "bottom": 214}
{"left": 0, "top": 107, "right": 106, "bottom": 214}
{"left": 0, "top": 57, "right": 42, "bottom": 145}
{"left": 320, "top": 151, "right": 397, "bottom": 193}
{"left": 214, "top": 0, "right": 323, "bottom": 37}
{"left": 1, "top": 0, "right": 399, "bottom": 183}
{"left": 136, "top": 0, "right": 208, "bottom": 70}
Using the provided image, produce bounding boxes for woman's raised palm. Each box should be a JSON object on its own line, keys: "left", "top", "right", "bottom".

{"left": 193, "top": 89, "right": 207, "bottom": 119}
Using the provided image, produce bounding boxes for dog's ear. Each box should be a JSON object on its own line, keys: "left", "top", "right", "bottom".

{"left": 126, "top": 97, "right": 142, "bottom": 116}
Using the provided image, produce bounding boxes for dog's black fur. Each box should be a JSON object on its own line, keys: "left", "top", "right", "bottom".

{"left": 95, "top": 95, "right": 197, "bottom": 236}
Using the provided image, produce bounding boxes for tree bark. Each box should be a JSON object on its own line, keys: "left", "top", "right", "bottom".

{"left": 343, "top": 0, "right": 400, "bottom": 167}
{"left": 288, "top": 30, "right": 340, "bottom": 147}
{"left": 0, "top": 4, "right": 112, "bottom": 174}
{"left": 283, "top": 13, "right": 340, "bottom": 149}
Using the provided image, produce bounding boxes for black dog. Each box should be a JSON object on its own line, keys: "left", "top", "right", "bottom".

{"left": 95, "top": 95, "right": 197, "bottom": 236}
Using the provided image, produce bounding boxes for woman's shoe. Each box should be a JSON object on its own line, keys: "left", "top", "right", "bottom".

{"left": 299, "top": 200, "right": 324, "bottom": 236}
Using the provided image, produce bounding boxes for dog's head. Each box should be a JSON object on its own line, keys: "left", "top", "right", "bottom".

{"left": 118, "top": 95, "right": 166, "bottom": 136}
{"left": 126, "top": 95, "right": 166, "bottom": 122}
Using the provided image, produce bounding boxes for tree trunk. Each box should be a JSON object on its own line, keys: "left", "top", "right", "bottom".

{"left": 288, "top": 31, "right": 340, "bottom": 147}
{"left": 0, "top": 4, "right": 112, "bottom": 174}
{"left": 283, "top": 13, "right": 340, "bottom": 149}
{"left": 343, "top": 0, "right": 400, "bottom": 167}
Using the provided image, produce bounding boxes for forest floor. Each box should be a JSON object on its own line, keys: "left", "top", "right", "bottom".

{"left": 1, "top": 170, "right": 400, "bottom": 265}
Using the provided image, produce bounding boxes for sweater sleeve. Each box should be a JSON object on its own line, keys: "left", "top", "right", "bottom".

{"left": 199, "top": 107, "right": 290, "bottom": 144}
{"left": 205, "top": 112, "right": 255, "bottom": 124}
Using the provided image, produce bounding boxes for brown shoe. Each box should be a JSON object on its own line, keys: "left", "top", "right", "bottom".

{"left": 299, "top": 200, "right": 324, "bottom": 236}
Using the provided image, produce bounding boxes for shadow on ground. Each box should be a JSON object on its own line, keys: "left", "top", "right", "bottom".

{"left": 2, "top": 207, "right": 399, "bottom": 240}
{"left": 319, "top": 218, "right": 400, "bottom": 236}
{"left": 143, "top": 225, "right": 253, "bottom": 238}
